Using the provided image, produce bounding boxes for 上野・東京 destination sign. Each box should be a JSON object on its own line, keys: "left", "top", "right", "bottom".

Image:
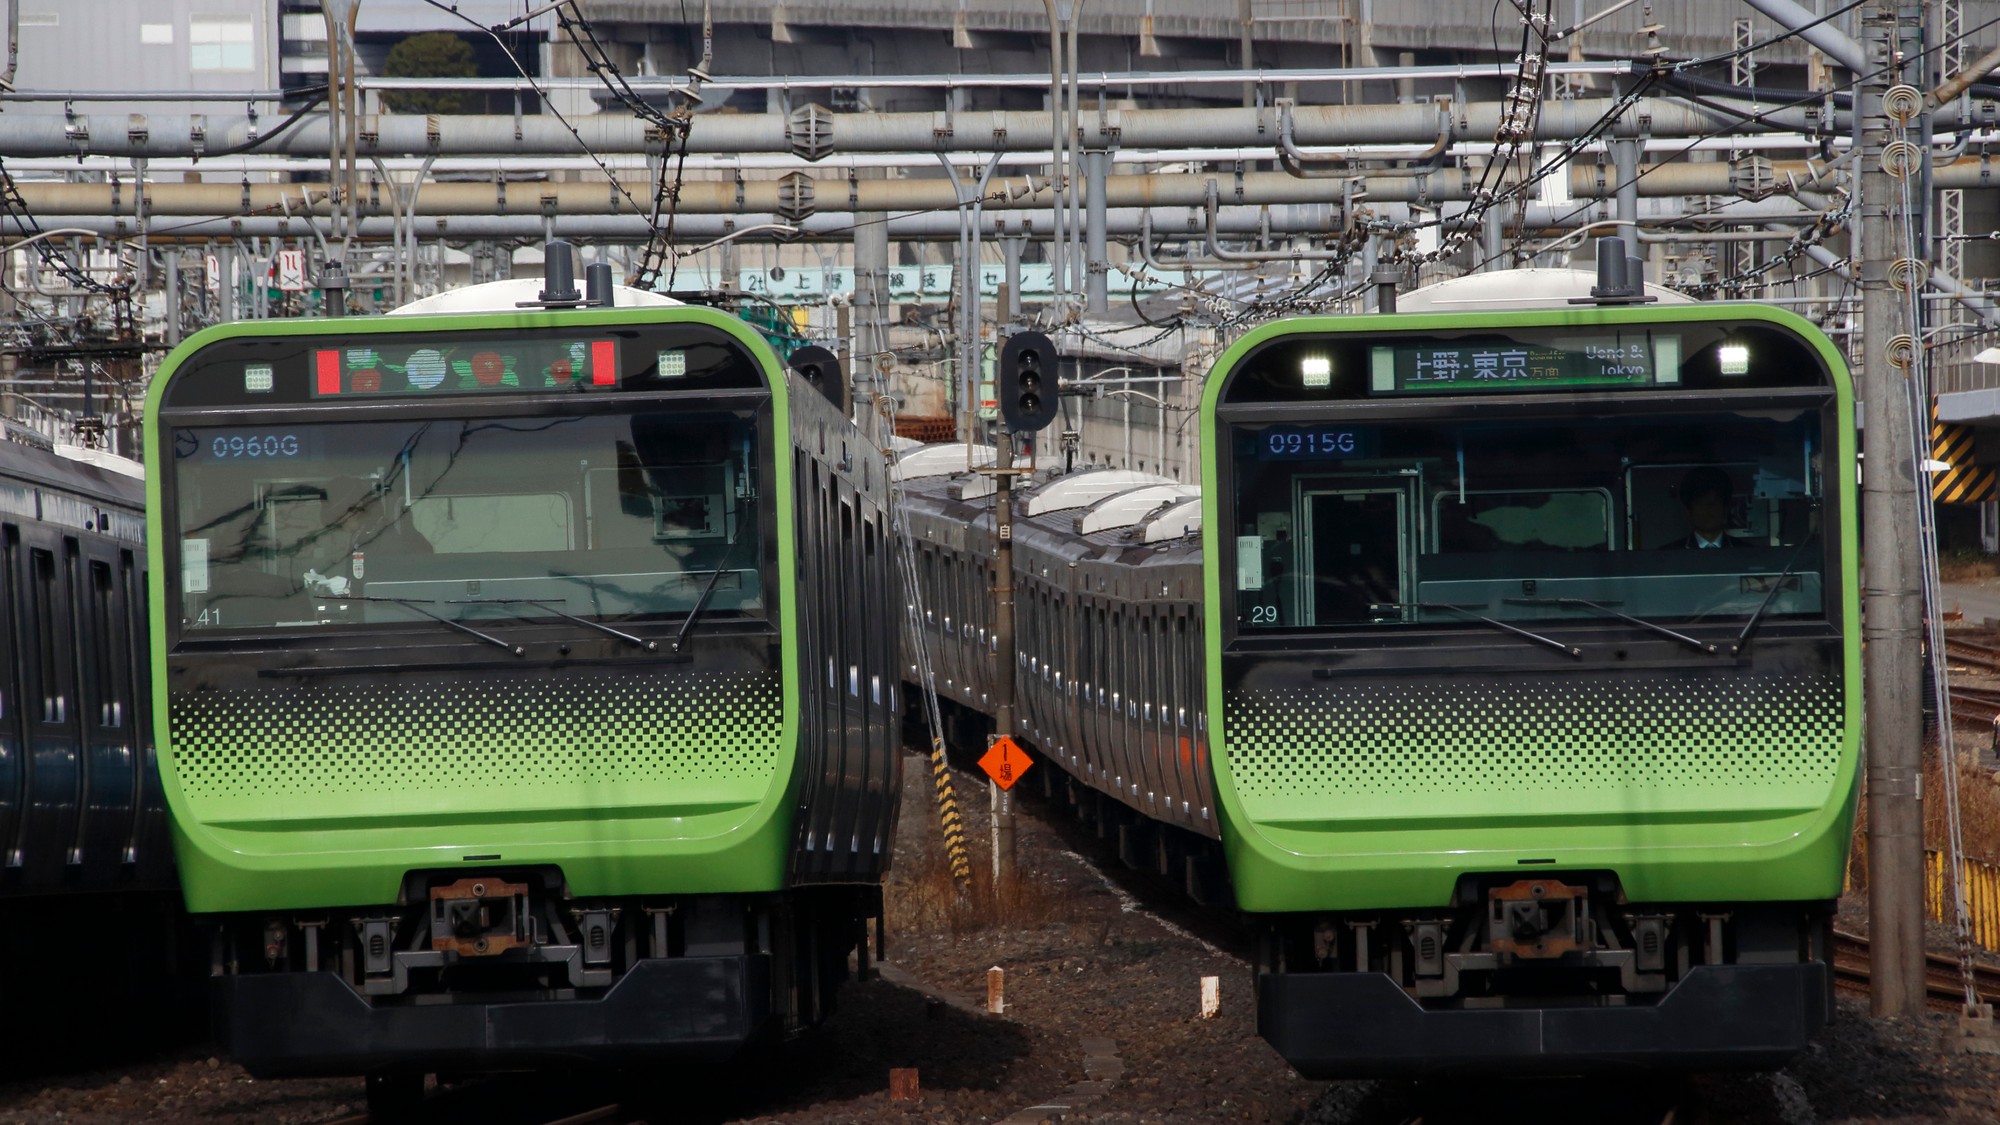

{"left": 1370, "top": 333, "right": 1682, "bottom": 394}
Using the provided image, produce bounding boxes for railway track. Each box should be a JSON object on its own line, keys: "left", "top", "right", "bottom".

{"left": 1830, "top": 928, "right": 2000, "bottom": 1013}
{"left": 320, "top": 1073, "right": 648, "bottom": 1125}
{"left": 1945, "top": 636, "right": 2000, "bottom": 677}
{"left": 1948, "top": 685, "right": 2000, "bottom": 724}
{"left": 1943, "top": 634, "right": 2000, "bottom": 721}
{"left": 325, "top": 1100, "right": 640, "bottom": 1125}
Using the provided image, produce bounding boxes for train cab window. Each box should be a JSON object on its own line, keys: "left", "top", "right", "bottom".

{"left": 168, "top": 410, "right": 767, "bottom": 634}
{"left": 1434, "top": 490, "right": 1612, "bottom": 553}
{"left": 1228, "top": 409, "right": 1829, "bottom": 634}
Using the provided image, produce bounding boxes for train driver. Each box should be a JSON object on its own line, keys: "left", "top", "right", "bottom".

{"left": 1664, "top": 465, "right": 1737, "bottom": 549}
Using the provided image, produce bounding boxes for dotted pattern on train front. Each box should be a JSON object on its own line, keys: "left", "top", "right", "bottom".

{"left": 1223, "top": 673, "right": 1844, "bottom": 799}
{"left": 169, "top": 670, "right": 784, "bottom": 799}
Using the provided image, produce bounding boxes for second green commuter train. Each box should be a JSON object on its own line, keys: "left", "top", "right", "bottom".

{"left": 900, "top": 274, "right": 1859, "bottom": 1075}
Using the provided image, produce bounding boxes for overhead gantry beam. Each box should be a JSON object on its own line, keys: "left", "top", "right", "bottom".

{"left": 0, "top": 98, "right": 1788, "bottom": 159}
{"left": 11, "top": 157, "right": 1993, "bottom": 222}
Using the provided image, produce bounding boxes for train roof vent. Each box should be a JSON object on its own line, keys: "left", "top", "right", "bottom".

{"left": 1026, "top": 469, "right": 1174, "bottom": 516}
{"left": 949, "top": 475, "right": 997, "bottom": 501}
{"left": 54, "top": 444, "right": 145, "bottom": 479}
{"left": 893, "top": 442, "right": 995, "bottom": 480}
{"left": 1076, "top": 484, "right": 1199, "bottom": 536}
{"left": 1141, "top": 497, "right": 1203, "bottom": 543}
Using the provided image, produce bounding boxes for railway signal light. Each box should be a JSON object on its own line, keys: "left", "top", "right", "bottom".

{"left": 999, "top": 332, "right": 1060, "bottom": 434}
{"left": 788, "top": 344, "right": 847, "bottom": 415}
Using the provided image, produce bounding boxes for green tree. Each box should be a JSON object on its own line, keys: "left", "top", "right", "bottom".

{"left": 380, "top": 32, "right": 478, "bottom": 115}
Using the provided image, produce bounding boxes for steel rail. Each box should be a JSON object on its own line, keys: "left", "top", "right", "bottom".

{"left": 1831, "top": 928, "right": 1999, "bottom": 1014}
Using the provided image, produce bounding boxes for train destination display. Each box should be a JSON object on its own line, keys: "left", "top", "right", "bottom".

{"left": 1369, "top": 333, "right": 1682, "bottom": 394}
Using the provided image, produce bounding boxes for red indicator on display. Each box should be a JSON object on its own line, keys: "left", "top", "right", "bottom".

{"left": 471, "top": 351, "right": 507, "bottom": 386}
{"left": 591, "top": 340, "right": 616, "bottom": 386}
{"left": 315, "top": 350, "right": 341, "bottom": 395}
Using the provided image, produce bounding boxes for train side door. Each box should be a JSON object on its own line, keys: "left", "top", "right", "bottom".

{"left": 1295, "top": 476, "right": 1417, "bottom": 627}
{"left": 0, "top": 523, "right": 20, "bottom": 872}
{"left": 17, "top": 534, "right": 82, "bottom": 884}
{"left": 78, "top": 548, "right": 137, "bottom": 882}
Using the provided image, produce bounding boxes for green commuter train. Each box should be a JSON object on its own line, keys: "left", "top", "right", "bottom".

{"left": 143, "top": 262, "right": 898, "bottom": 1105}
{"left": 898, "top": 263, "right": 1858, "bottom": 1076}
{"left": 1207, "top": 276, "right": 1858, "bottom": 1075}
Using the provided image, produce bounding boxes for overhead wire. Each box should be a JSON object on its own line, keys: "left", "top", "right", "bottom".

{"left": 1467, "top": 8, "right": 2000, "bottom": 281}
{"left": 551, "top": 0, "right": 703, "bottom": 289}
{"left": 415, "top": 0, "right": 651, "bottom": 218}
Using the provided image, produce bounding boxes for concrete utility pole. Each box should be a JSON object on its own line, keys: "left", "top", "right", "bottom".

{"left": 991, "top": 428, "right": 1018, "bottom": 884}
{"left": 852, "top": 174, "right": 891, "bottom": 415}
{"left": 321, "top": 0, "right": 363, "bottom": 245}
{"left": 1860, "top": 0, "right": 1927, "bottom": 1020}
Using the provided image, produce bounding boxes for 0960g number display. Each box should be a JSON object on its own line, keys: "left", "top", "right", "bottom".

{"left": 209, "top": 433, "right": 302, "bottom": 459}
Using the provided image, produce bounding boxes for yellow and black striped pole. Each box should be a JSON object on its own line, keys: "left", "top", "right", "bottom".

{"left": 931, "top": 735, "right": 973, "bottom": 885}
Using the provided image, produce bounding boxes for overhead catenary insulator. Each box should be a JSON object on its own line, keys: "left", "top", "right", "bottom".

{"left": 1730, "top": 154, "right": 1777, "bottom": 200}
{"left": 788, "top": 103, "right": 834, "bottom": 162}
{"left": 776, "top": 171, "right": 815, "bottom": 225}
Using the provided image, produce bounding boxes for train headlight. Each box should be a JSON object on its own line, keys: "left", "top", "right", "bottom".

{"left": 1717, "top": 343, "right": 1750, "bottom": 375}
{"left": 1300, "top": 355, "right": 1332, "bottom": 387}
{"left": 657, "top": 349, "right": 688, "bottom": 378}
{"left": 244, "top": 364, "right": 274, "bottom": 393}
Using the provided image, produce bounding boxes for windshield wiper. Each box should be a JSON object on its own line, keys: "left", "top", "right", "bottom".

{"left": 447, "top": 597, "right": 659, "bottom": 653}
{"left": 1370, "top": 601, "right": 1583, "bottom": 659}
{"left": 672, "top": 565, "right": 741, "bottom": 654}
{"left": 673, "top": 518, "right": 749, "bottom": 655}
{"left": 354, "top": 595, "right": 525, "bottom": 656}
{"left": 1504, "top": 596, "right": 1718, "bottom": 655}
{"left": 1732, "top": 533, "right": 1820, "bottom": 656}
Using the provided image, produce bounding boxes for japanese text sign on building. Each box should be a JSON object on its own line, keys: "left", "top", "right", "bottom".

{"left": 275, "top": 249, "right": 308, "bottom": 292}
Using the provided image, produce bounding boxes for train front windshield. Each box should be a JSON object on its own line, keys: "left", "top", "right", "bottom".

{"left": 1228, "top": 408, "right": 1827, "bottom": 632}
{"left": 170, "top": 411, "right": 765, "bottom": 633}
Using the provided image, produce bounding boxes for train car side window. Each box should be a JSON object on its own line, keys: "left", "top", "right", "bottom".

{"left": 87, "top": 559, "right": 126, "bottom": 728}
{"left": 29, "top": 547, "right": 64, "bottom": 724}
{"left": 0, "top": 524, "right": 16, "bottom": 727}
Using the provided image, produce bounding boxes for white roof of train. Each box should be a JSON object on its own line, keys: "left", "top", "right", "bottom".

{"left": 1142, "top": 498, "right": 1202, "bottom": 543}
{"left": 1025, "top": 469, "right": 1175, "bottom": 516}
{"left": 893, "top": 442, "right": 997, "bottom": 481}
{"left": 389, "top": 278, "right": 682, "bottom": 316}
{"left": 1398, "top": 268, "right": 1694, "bottom": 312}
{"left": 1077, "top": 484, "right": 1199, "bottom": 535}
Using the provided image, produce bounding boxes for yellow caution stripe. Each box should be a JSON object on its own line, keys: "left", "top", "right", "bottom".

{"left": 1932, "top": 421, "right": 1999, "bottom": 503}
{"left": 930, "top": 736, "right": 972, "bottom": 882}
{"left": 1927, "top": 849, "right": 2000, "bottom": 954}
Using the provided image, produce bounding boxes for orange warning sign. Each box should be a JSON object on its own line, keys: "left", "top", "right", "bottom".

{"left": 978, "top": 736, "right": 1033, "bottom": 791}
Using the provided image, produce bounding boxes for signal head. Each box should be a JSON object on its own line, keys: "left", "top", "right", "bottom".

{"left": 999, "top": 331, "right": 1061, "bottom": 434}
{"left": 788, "top": 344, "right": 847, "bottom": 414}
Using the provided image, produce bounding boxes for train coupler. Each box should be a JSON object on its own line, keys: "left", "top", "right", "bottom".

{"left": 1486, "top": 878, "right": 1587, "bottom": 959}
{"left": 429, "top": 877, "right": 531, "bottom": 957}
